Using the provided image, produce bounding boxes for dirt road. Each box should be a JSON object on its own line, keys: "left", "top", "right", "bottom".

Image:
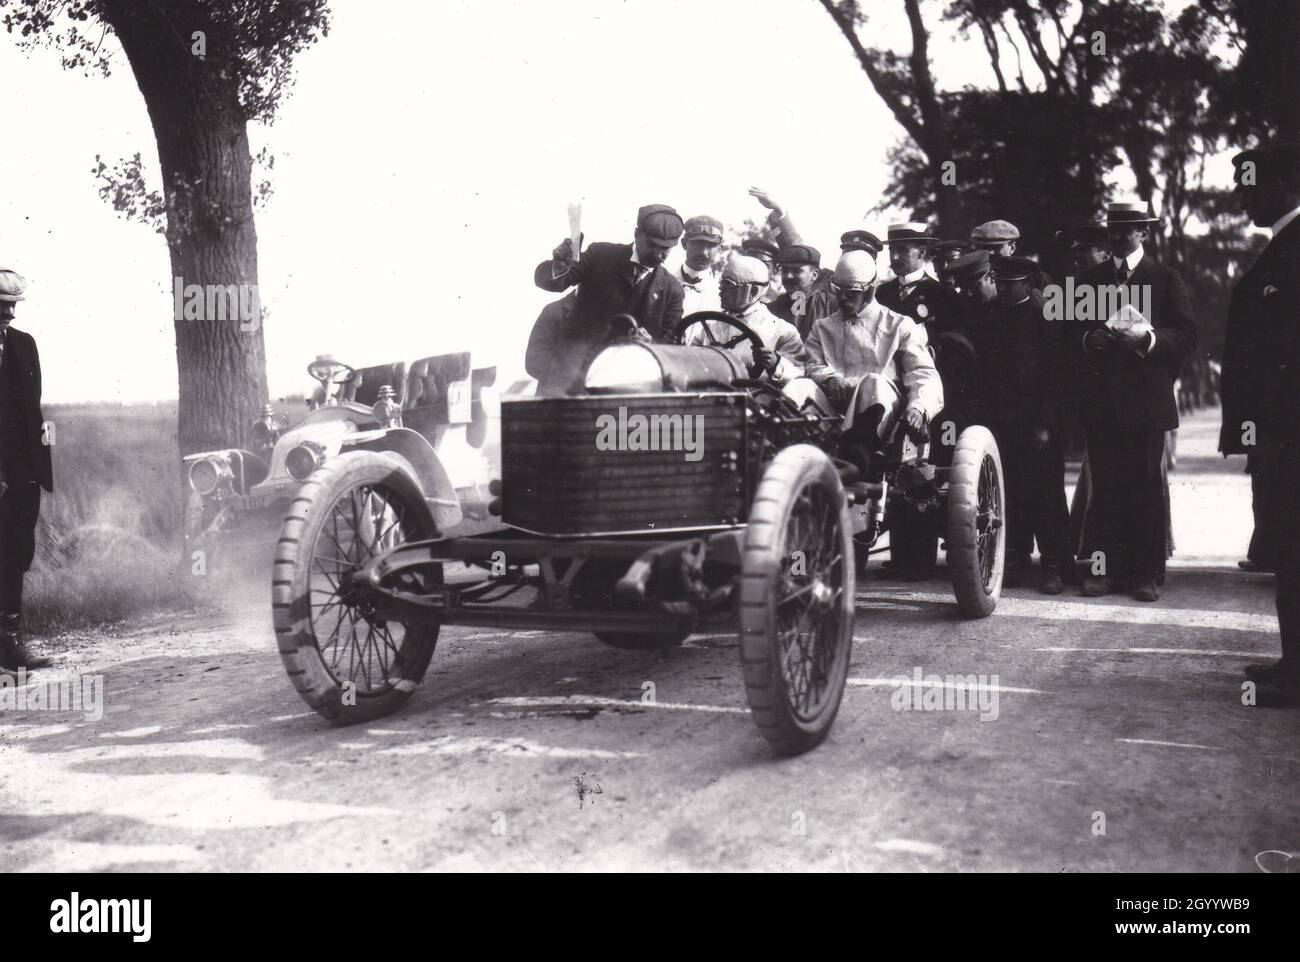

{"left": 2, "top": 407, "right": 1297, "bottom": 872}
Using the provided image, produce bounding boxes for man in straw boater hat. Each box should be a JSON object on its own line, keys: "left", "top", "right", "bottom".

{"left": 533, "top": 203, "right": 686, "bottom": 395}
{"left": 1220, "top": 142, "right": 1300, "bottom": 707}
{"left": 1074, "top": 199, "right": 1196, "bottom": 602}
{"left": 0, "top": 269, "right": 54, "bottom": 672}
{"left": 876, "top": 221, "right": 959, "bottom": 341}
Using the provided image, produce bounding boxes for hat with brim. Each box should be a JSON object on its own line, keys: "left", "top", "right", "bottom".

{"left": 775, "top": 244, "right": 822, "bottom": 267}
{"left": 0, "top": 269, "right": 27, "bottom": 302}
{"left": 1232, "top": 142, "right": 1300, "bottom": 185}
{"left": 637, "top": 203, "right": 685, "bottom": 243}
{"left": 741, "top": 237, "right": 780, "bottom": 262}
{"left": 840, "top": 230, "right": 883, "bottom": 255}
{"left": 884, "top": 222, "right": 935, "bottom": 244}
{"left": 1055, "top": 223, "right": 1108, "bottom": 249}
{"left": 683, "top": 215, "right": 724, "bottom": 245}
{"left": 1105, "top": 201, "right": 1159, "bottom": 226}
{"left": 939, "top": 249, "right": 991, "bottom": 284}
{"left": 990, "top": 254, "right": 1037, "bottom": 282}
{"left": 930, "top": 240, "right": 973, "bottom": 259}
{"left": 969, "top": 219, "right": 1021, "bottom": 245}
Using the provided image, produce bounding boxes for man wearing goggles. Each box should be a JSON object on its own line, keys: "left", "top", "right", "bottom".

{"left": 683, "top": 254, "right": 806, "bottom": 385}
{"left": 802, "top": 250, "right": 942, "bottom": 453}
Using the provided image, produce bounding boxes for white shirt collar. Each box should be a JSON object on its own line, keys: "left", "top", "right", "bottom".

{"left": 630, "top": 247, "right": 643, "bottom": 268}
{"left": 1114, "top": 243, "right": 1144, "bottom": 272}
{"left": 1270, "top": 204, "right": 1300, "bottom": 238}
{"left": 898, "top": 267, "right": 927, "bottom": 287}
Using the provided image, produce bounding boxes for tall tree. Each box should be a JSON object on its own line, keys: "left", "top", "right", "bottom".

{"left": 818, "top": 0, "right": 961, "bottom": 234}
{"left": 2, "top": 0, "right": 329, "bottom": 456}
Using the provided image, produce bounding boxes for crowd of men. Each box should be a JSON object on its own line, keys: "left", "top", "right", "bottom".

{"left": 527, "top": 142, "right": 1300, "bottom": 708}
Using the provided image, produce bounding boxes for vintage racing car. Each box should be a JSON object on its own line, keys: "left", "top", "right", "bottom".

{"left": 182, "top": 352, "right": 498, "bottom": 574}
{"left": 270, "top": 312, "right": 1005, "bottom": 756}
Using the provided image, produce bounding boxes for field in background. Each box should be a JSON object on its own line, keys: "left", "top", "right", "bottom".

{"left": 25, "top": 402, "right": 192, "bottom": 634}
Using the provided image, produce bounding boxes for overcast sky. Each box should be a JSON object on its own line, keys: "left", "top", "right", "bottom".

{"left": 1, "top": 0, "right": 1228, "bottom": 403}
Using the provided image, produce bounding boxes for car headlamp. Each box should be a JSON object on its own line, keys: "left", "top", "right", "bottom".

{"left": 285, "top": 442, "right": 326, "bottom": 482}
{"left": 188, "top": 455, "right": 232, "bottom": 496}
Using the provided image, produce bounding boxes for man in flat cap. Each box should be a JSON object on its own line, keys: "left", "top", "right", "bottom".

{"left": 877, "top": 223, "right": 959, "bottom": 342}
{"left": 684, "top": 254, "right": 805, "bottom": 386}
{"left": 0, "top": 269, "right": 53, "bottom": 672}
{"left": 677, "top": 215, "right": 724, "bottom": 316}
{"left": 534, "top": 203, "right": 685, "bottom": 395}
{"left": 978, "top": 254, "right": 1074, "bottom": 593}
{"left": 1220, "top": 142, "right": 1300, "bottom": 706}
{"left": 1075, "top": 200, "right": 1196, "bottom": 602}
{"left": 770, "top": 244, "right": 835, "bottom": 340}
{"left": 971, "top": 219, "right": 1052, "bottom": 304}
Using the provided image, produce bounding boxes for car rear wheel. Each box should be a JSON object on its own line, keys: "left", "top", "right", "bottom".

{"left": 740, "top": 445, "right": 855, "bottom": 757}
{"left": 946, "top": 426, "right": 1005, "bottom": 618}
{"left": 272, "top": 451, "right": 441, "bottom": 724}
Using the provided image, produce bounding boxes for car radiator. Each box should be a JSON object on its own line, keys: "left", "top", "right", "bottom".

{"left": 501, "top": 393, "right": 749, "bottom": 536}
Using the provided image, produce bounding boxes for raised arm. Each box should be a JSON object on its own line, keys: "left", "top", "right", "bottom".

{"left": 534, "top": 237, "right": 586, "bottom": 293}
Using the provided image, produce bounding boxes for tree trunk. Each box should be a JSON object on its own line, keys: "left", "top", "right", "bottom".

{"left": 101, "top": 1, "right": 268, "bottom": 457}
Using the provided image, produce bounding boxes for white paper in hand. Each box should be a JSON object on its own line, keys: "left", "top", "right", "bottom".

{"left": 567, "top": 201, "right": 583, "bottom": 263}
{"left": 1105, "top": 303, "right": 1153, "bottom": 334}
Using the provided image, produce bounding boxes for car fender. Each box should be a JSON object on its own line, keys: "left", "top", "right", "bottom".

{"left": 343, "top": 427, "right": 463, "bottom": 530}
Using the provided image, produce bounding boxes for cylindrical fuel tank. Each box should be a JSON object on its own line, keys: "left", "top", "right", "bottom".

{"left": 582, "top": 341, "right": 747, "bottom": 394}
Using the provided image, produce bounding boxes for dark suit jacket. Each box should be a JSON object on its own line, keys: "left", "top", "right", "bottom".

{"left": 1074, "top": 253, "right": 1197, "bottom": 431}
{"left": 1220, "top": 217, "right": 1300, "bottom": 456}
{"left": 876, "top": 275, "right": 961, "bottom": 340}
{"left": 769, "top": 287, "right": 836, "bottom": 340}
{"left": 532, "top": 242, "right": 683, "bottom": 394}
{"left": 970, "top": 297, "right": 1067, "bottom": 430}
{"left": 524, "top": 291, "right": 575, "bottom": 384}
{"left": 0, "top": 326, "right": 54, "bottom": 492}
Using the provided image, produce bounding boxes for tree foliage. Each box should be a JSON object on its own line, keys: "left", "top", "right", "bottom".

{"left": 817, "top": 0, "right": 1289, "bottom": 359}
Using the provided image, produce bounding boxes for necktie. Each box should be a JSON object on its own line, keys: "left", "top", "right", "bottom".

{"left": 1117, "top": 260, "right": 1129, "bottom": 283}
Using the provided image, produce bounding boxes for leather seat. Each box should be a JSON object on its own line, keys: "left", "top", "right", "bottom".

{"left": 342, "top": 362, "right": 407, "bottom": 407}
{"left": 405, "top": 353, "right": 472, "bottom": 410}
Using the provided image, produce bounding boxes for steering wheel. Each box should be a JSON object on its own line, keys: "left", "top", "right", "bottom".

{"left": 671, "top": 310, "right": 774, "bottom": 380}
{"left": 307, "top": 356, "right": 357, "bottom": 405}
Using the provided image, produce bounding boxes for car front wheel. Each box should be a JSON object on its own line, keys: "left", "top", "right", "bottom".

{"left": 739, "top": 444, "right": 855, "bottom": 757}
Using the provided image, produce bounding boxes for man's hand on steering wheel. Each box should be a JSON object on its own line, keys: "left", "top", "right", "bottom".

{"left": 671, "top": 311, "right": 771, "bottom": 380}
{"left": 751, "top": 344, "right": 778, "bottom": 377}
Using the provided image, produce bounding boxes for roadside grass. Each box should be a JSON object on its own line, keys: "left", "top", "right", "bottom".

{"left": 24, "top": 402, "right": 193, "bottom": 635}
